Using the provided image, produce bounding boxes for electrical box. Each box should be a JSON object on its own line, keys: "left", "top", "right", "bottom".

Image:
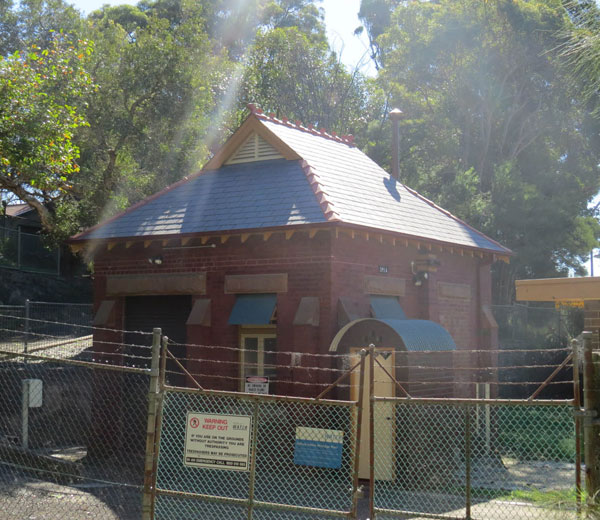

{"left": 23, "top": 379, "right": 43, "bottom": 408}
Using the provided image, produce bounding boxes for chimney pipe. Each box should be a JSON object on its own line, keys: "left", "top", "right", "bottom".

{"left": 389, "top": 108, "right": 405, "bottom": 180}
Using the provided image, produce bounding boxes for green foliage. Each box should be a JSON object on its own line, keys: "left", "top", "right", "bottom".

{"left": 260, "top": 0, "right": 325, "bottom": 42}
{"left": 242, "top": 26, "right": 369, "bottom": 135}
{"left": 0, "top": 34, "right": 94, "bottom": 237}
{"left": 361, "top": 0, "right": 600, "bottom": 301}
{"left": 560, "top": 0, "right": 600, "bottom": 117}
{"left": 73, "top": 1, "right": 224, "bottom": 227}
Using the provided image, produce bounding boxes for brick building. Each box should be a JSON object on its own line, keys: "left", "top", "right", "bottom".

{"left": 71, "top": 105, "right": 510, "bottom": 399}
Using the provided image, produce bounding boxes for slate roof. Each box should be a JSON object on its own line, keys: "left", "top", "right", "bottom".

{"left": 74, "top": 109, "right": 510, "bottom": 255}
{"left": 79, "top": 160, "right": 325, "bottom": 239}
{"left": 261, "top": 118, "right": 508, "bottom": 253}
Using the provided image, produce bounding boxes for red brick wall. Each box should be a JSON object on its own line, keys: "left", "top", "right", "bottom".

{"left": 90, "top": 227, "right": 495, "bottom": 396}
{"left": 92, "top": 230, "right": 334, "bottom": 394}
{"left": 329, "top": 232, "right": 492, "bottom": 350}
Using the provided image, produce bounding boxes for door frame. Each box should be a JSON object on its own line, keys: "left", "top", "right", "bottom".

{"left": 350, "top": 347, "right": 396, "bottom": 480}
{"left": 239, "top": 327, "right": 276, "bottom": 392}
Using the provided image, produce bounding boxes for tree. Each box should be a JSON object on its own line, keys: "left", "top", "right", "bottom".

{"left": 242, "top": 26, "right": 370, "bottom": 136}
{"left": 74, "top": 1, "right": 223, "bottom": 226}
{"left": 0, "top": 34, "right": 94, "bottom": 236}
{"left": 360, "top": 0, "right": 600, "bottom": 301}
{"left": 559, "top": 0, "right": 600, "bottom": 117}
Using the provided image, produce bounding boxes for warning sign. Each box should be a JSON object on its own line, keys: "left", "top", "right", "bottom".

{"left": 184, "top": 413, "right": 252, "bottom": 471}
{"left": 245, "top": 376, "right": 269, "bottom": 394}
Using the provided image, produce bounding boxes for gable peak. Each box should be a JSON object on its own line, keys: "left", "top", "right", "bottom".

{"left": 225, "top": 132, "right": 283, "bottom": 164}
{"left": 247, "top": 103, "right": 355, "bottom": 147}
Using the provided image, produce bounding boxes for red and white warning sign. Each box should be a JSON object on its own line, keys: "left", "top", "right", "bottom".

{"left": 184, "top": 413, "right": 252, "bottom": 471}
{"left": 245, "top": 376, "right": 269, "bottom": 394}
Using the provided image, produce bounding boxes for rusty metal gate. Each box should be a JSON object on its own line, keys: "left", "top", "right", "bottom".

{"left": 145, "top": 338, "right": 367, "bottom": 519}
{"left": 367, "top": 344, "right": 582, "bottom": 520}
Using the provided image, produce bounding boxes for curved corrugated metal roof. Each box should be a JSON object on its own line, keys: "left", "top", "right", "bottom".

{"left": 329, "top": 318, "right": 456, "bottom": 352}
{"left": 379, "top": 319, "right": 456, "bottom": 351}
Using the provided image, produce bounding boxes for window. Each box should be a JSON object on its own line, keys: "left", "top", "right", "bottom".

{"left": 240, "top": 332, "right": 277, "bottom": 392}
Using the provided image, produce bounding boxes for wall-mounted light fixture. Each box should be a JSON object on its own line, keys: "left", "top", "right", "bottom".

{"left": 148, "top": 256, "right": 163, "bottom": 265}
{"left": 412, "top": 271, "right": 428, "bottom": 287}
{"left": 411, "top": 254, "right": 440, "bottom": 286}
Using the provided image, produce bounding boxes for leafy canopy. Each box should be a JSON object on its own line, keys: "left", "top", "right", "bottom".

{"left": 361, "top": 0, "right": 600, "bottom": 300}
{"left": 0, "top": 33, "right": 94, "bottom": 235}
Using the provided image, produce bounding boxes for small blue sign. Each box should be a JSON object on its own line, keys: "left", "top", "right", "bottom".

{"left": 293, "top": 427, "right": 343, "bottom": 469}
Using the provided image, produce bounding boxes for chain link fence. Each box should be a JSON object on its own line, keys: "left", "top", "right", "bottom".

{"left": 373, "top": 398, "right": 578, "bottom": 520}
{"left": 154, "top": 387, "right": 359, "bottom": 519}
{"left": 0, "top": 301, "right": 93, "bottom": 360}
{"left": 0, "top": 313, "right": 152, "bottom": 520}
{"left": 0, "top": 226, "right": 60, "bottom": 275}
{"left": 0, "top": 308, "right": 584, "bottom": 520}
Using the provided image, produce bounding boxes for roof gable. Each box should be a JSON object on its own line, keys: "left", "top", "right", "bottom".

{"left": 225, "top": 132, "right": 283, "bottom": 164}
{"left": 204, "top": 113, "right": 300, "bottom": 169}
{"left": 73, "top": 106, "right": 510, "bottom": 255}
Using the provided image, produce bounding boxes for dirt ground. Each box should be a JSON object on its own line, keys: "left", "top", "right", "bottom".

{"left": 0, "top": 460, "right": 579, "bottom": 520}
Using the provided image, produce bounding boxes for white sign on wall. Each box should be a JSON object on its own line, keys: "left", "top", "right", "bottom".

{"left": 245, "top": 376, "right": 269, "bottom": 394}
{"left": 184, "top": 413, "right": 252, "bottom": 471}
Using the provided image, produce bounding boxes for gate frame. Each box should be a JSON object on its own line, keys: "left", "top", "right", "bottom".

{"left": 367, "top": 342, "right": 584, "bottom": 520}
{"left": 145, "top": 340, "right": 368, "bottom": 519}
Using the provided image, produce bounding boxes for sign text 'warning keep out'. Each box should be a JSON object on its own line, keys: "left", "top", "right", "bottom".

{"left": 184, "top": 413, "right": 252, "bottom": 471}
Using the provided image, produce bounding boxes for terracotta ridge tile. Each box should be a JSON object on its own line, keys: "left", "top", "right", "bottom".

{"left": 299, "top": 160, "right": 340, "bottom": 222}
{"left": 247, "top": 103, "right": 355, "bottom": 147}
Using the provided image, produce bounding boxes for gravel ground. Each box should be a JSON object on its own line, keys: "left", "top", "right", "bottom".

{"left": 0, "top": 460, "right": 579, "bottom": 520}
{"left": 0, "top": 465, "right": 141, "bottom": 520}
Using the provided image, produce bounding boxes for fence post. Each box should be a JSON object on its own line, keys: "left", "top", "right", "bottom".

{"left": 351, "top": 349, "right": 367, "bottom": 519}
{"left": 465, "top": 405, "right": 472, "bottom": 520}
{"left": 583, "top": 330, "right": 600, "bottom": 506}
{"left": 572, "top": 338, "right": 582, "bottom": 514}
{"left": 142, "top": 328, "right": 162, "bottom": 520}
{"left": 368, "top": 344, "right": 375, "bottom": 520}
{"left": 24, "top": 299, "right": 30, "bottom": 358}
{"left": 21, "top": 379, "right": 30, "bottom": 449}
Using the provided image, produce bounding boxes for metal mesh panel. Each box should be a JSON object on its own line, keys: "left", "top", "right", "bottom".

{"left": 155, "top": 494, "right": 248, "bottom": 519}
{"left": 155, "top": 389, "right": 357, "bottom": 519}
{"left": 374, "top": 401, "right": 466, "bottom": 518}
{"left": 373, "top": 399, "right": 577, "bottom": 519}
{"left": 0, "top": 359, "right": 150, "bottom": 519}
{"left": 254, "top": 400, "right": 355, "bottom": 511}
{"left": 469, "top": 403, "right": 577, "bottom": 519}
{"left": 157, "top": 391, "right": 254, "bottom": 499}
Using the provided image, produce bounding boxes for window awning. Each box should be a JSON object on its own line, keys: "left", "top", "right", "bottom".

{"left": 228, "top": 294, "right": 277, "bottom": 325}
{"left": 370, "top": 296, "right": 407, "bottom": 320}
{"left": 187, "top": 299, "right": 211, "bottom": 326}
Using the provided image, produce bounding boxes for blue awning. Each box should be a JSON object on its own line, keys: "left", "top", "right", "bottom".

{"left": 370, "top": 296, "right": 407, "bottom": 320}
{"left": 329, "top": 318, "right": 456, "bottom": 352}
{"left": 228, "top": 294, "right": 277, "bottom": 325}
{"left": 379, "top": 319, "right": 456, "bottom": 351}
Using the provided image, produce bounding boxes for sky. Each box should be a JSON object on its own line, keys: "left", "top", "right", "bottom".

{"left": 65, "top": 0, "right": 600, "bottom": 275}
